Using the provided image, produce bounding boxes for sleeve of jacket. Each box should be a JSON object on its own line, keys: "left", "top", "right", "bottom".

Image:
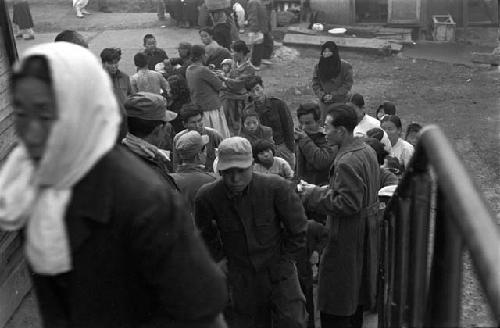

{"left": 332, "top": 62, "right": 353, "bottom": 97}
{"left": 203, "top": 68, "right": 224, "bottom": 92}
{"left": 276, "top": 100, "right": 295, "bottom": 151}
{"left": 311, "top": 65, "right": 325, "bottom": 100}
{"left": 247, "top": 1, "right": 260, "bottom": 32}
{"left": 225, "top": 66, "right": 255, "bottom": 91}
{"left": 130, "top": 76, "right": 139, "bottom": 94}
{"left": 274, "top": 179, "right": 307, "bottom": 261}
{"left": 304, "top": 161, "right": 365, "bottom": 217}
{"left": 297, "top": 136, "right": 338, "bottom": 171}
{"left": 130, "top": 184, "right": 227, "bottom": 326}
{"left": 194, "top": 186, "right": 225, "bottom": 262}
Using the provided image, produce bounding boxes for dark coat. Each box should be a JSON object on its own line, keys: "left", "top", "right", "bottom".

{"left": 144, "top": 48, "right": 168, "bottom": 70}
{"left": 13, "top": 1, "right": 33, "bottom": 29}
{"left": 304, "top": 139, "right": 380, "bottom": 316}
{"left": 195, "top": 172, "right": 307, "bottom": 271}
{"left": 312, "top": 59, "right": 353, "bottom": 104}
{"left": 247, "top": 0, "right": 269, "bottom": 33}
{"left": 170, "top": 164, "right": 216, "bottom": 217}
{"left": 31, "top": 147, "right": 227, "bottom": 328}
{"left": 295, "top": 132, "right": 337, "bottom": 186}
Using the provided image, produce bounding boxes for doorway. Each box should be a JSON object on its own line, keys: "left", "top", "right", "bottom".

{"left": 355, "top": 0, "right": 388, "bottom": 23}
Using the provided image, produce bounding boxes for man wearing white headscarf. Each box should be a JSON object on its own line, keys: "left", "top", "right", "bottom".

{"left": 0, "top": 42, "right": 228, "bottom": 328}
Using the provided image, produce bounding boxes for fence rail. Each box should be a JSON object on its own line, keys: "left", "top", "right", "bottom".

{"left": 378, "top": 124, "right": 500, "bottom": 327}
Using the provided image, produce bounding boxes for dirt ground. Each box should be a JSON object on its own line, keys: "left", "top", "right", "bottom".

{"left": 5, "top": 2, "right": 500, "bottom": 327}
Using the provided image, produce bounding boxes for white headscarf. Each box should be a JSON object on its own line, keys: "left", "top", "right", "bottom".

{"left": 0, "top": 42, "right": 121, "bottom": 275}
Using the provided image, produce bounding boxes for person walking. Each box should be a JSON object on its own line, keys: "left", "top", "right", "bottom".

{"left": 301, "top": 104, "right": 380, "bottom": 328}
{"left": 73, "top": 0, "right": 91, "bottom": 18}
{"left": 312, "top": 41, "right": 353, "bottom": 120}
{"left": 186, "top": 45, "right": 230, "bottom": 138}
{"left": 0, "top": 42, "right": 228, "bottom": 328}
{"left": 247, "top": 0, "right": 273, "bottom": 70}
{"left": 195, "top": 137, "right": 308, "bottom": 328}
{"left": 12, "top": 0, "right": 35, "bottom": 40}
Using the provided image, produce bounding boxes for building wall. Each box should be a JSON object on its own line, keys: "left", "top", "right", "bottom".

{"left": 310, "top": 0, "right": 355, "bottom": 25}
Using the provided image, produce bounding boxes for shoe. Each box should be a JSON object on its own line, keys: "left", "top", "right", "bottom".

{"left": 261, "top": 59, "right": 273, "bottom": 65}
{"left": 81, "top": 8, "right": 91, "bottom": 15}
{"left": 23, "top": 34, "right": 35, "bottom": 40}
{"left": 15, "top": 33, "right": 23, "bottom": 39}
{"left": 76, "top": 8, "right": 84, "bottom": 18}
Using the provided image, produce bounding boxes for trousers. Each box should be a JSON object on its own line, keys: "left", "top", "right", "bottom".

{"left": 320, "top": 306, "right": 364, "bottom": 328}
{"left": 228, "top": 260, "right": 307, "bottom": 328}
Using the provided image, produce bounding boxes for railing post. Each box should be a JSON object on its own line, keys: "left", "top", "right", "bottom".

{"left": 426, "top": 188, "right": 463, "bottom": 327}
{"left": 408, "top": 174, "right": 432, "bottom": 328}
{"left": 390, "top": 196, "right": 411, "bottom": 327}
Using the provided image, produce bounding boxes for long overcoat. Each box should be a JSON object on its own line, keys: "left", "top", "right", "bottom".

{"left": 304, "top": 139, "right": 380, "bottom": 316}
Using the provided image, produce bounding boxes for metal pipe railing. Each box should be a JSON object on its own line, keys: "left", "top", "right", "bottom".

{"left": 381, "top": 125, "right": 500, "bottom": 327}
{"left": 418, "top": 125, "right": 500, "bottom": 321}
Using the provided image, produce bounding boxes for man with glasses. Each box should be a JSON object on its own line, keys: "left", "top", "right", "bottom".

{"left": 300, "top": 104, "right": 380, "bottom": 328}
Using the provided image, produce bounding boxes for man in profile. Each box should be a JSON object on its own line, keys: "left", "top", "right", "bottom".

{"left": 301, "top": 104, "right": 380, "bottom": 328}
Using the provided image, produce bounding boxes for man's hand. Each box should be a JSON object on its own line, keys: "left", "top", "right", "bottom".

{"left": 322, "top": 94, "right": 333, "bottom": 103}
{"left": 217, "top": 258, "right": 228, "bottom": 276}
{"left": 294, "top": 127, "right": 307, "bottom": 140}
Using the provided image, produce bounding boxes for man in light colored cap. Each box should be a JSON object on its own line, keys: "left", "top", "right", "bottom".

{"left": 195, "top": 137, "right": 308, "bottom": 328}
{"left": 122, "top": 92, "right": 179, "bottom": 190}
{"left": 170, "top": 131, "right": 215, "bottom": 217}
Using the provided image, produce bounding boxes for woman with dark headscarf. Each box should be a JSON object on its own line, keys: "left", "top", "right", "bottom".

{"left": 312, "top": 41, "right": 353, "bottom": 120}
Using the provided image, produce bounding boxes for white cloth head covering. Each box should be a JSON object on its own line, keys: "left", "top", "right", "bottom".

{"left": 0, "top": 42, "right": 121, "bottom": 275}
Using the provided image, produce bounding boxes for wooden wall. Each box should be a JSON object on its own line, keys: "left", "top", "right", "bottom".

{"left": 0, "top": 3, "right": 31, "bottom": 327}
{"left": 310, "top": 0, "right": 355, "bottom": 25}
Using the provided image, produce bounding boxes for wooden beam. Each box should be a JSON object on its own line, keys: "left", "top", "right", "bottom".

{"left": 471, "top": 52, "right": 500, "bottom": 65}
{"left": 283, "top": 33, "right": 403, "bottom": 52}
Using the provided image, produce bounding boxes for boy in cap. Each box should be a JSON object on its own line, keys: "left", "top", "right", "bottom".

{"left": 170, "top": 131, "right": 216, "bottom": 217}
{"left": 172, "top": 104, "right": 223, "bottom": 172}
{"left": 123, "top": 92, "right": 179, "bottom": 190}
{"left": 195, "top": 137, "right": 308, "bottom": 328}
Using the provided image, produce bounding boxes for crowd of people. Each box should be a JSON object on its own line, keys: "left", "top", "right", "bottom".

{"left": 0, "top": 3, "right": 424, "bottom": 325}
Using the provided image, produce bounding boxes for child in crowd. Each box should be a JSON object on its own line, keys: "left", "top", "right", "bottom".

{"left": 240, "top": 110, "right": 273, "bottom": 144}
{"left": 130, "top": 52, "right": 169, "bottom": 96}
{"left": 376, "top": 101, "right": 396, "bottom": 120}
{"left": 381, "top": 115, "right": 414, "bottom": 171}
{"left": 405, "top": 122, "right": 422, "bottom": 147}
{"left": 252, "top": 139, "right": 294, "bottom": 180}
{"left": 221, "top": 58, "right": 233, "bottom": 78}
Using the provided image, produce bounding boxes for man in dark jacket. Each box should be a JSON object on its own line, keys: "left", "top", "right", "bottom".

{"left": 143, "top": 34, "right": 168, "bottom": 70}
{"left": 170, "top": 130, "right": 216, "bottom": 217}
{"left": 195, "top": 137, "right": 308, "bottom": 328}
{"left": 301, "top": 104, "right": 380, "bottom": 328}
{"left": 245, "top": 76, "right": 295, "bottom": 168}
{"left": 295, "top": 102, "right": 337, "bottom": 186}
{"left": 122, "top": 92, "right": 179, "bottom": 190}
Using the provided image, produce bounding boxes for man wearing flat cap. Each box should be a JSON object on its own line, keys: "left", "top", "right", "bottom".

{"left": 122, "top": 92, "right": 178, "bottom": 190}
{"left": 170, "top": 130, "right": 216, "bottom": 217}
{"left": 195, "top": 137, "right": 308, "bottom": 328}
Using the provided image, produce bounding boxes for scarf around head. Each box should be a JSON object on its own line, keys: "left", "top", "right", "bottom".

{"left": 318, "top": 41, "right": 341, "bottom": 82}
{"left": 0, "top": 42, "right": 121, "bottom": 275}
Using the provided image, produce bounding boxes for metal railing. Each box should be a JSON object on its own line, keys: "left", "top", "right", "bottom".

{"left": 378, "top": 125, "right": 500, "bottom": 327}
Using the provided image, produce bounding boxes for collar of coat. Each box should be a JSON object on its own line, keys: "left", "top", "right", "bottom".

{"left": 334, "top": 138, "right": 367, "bottom": 164}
